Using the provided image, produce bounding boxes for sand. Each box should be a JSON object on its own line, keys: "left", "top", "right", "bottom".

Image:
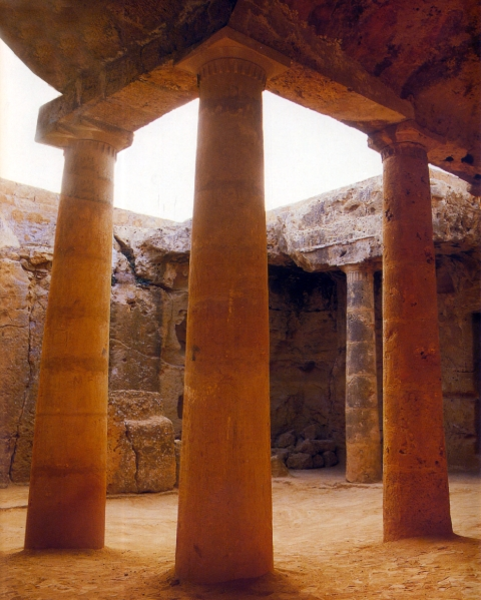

{"left": 1, "top": 467, "right": 479, "bottom": 599}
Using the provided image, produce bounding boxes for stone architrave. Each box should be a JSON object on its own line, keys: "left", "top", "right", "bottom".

{"left": 24, "top": 123, "right": 132, "bottom": 549}
{"left": 174, "top": 29, "right": 289, "bottom": 584}
{"left": 369, "top": 121, "right": 453, "bottom": 542}
{"left": 343, "top": 264, "right": 382, "bottom": 483}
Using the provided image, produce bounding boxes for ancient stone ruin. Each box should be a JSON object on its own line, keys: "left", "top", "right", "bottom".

{"left": 0, "top": 0, "right": 479, "bottom": 587}
{"left": 1, "top": 169, "right": 479, "bottom": 493}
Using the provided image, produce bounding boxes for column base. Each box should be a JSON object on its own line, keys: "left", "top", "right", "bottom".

{"left": 25, "top": 471, "right": 105, "bottom": 549}
{"left": 383, "top": 468, "right": 453, "bottom": 542}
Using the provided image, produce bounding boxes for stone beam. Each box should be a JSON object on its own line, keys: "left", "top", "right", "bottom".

{"left": 35, "top": 59, "right": 198, "bottom": 149}
{"left": 34, "top": 6, "right": 479, "bottom": 188}
{"left": 36, "top": 22, "right": 413, "bottom": 149}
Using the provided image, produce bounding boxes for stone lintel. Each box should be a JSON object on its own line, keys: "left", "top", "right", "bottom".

{"left": 176, "top": 26, "right": 291, "bottom": 79}
{"left": 35, "top": 59, "right": 197, "bottom": 150}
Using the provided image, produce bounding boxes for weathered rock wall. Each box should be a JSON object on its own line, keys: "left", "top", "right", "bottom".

{"left": 268, "top": 266, "right": 347, "bottom": 458}
{"left": 0, "top": 172, "right": 480, "bottom": 487}
{"left": 436, "top": 252, "right": 481, "bottom": 470}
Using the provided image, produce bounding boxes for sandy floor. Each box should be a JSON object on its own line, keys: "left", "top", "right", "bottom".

{"left": 0, "top": 467, "right": 479, "bottom": 599}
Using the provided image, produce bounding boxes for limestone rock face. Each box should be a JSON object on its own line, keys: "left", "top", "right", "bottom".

{"left": 0, "top": 180, "right": 56, "bottom": 486}
{"left": 0, "top": 172, "right": 480, "bottom": 485}
{"left": 0, "top": 260, "right": 30, "bottom": 487}
{"left": 107, "top": 391, "right": 176, "bottom": 494}
{"left": 269, "top": 266, "right": 348, "bottom": 456}
{"left": 110, "top": 225, "right": 189, "bottom": 435}
{"left": 267, "top": 170, "right": 480, "bottom": 271}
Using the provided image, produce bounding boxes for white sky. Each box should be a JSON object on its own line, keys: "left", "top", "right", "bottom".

{"left": 0, "top": 39, "right": 382, "bottom": 222}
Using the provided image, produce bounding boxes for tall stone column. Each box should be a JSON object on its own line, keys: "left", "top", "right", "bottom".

{"left": 343, "top": 264, "right": 382, "bottom": 483}
{"left": 369, "top": 121, "right": 453, "bottom": 541}
{"left": 175, "top": 30, "right": 288, "bottom": 583}
{"left": 25, "top": 124, "right": 131, "bottom": 549}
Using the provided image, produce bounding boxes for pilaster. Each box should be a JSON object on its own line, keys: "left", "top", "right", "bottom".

{"left": 343, "top": 263, "right": 381, "bottom": 483}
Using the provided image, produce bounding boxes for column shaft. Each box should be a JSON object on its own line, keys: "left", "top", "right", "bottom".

{"left": 24, "top": 139, "right": 116, "bottom": 549}
{"left": 345, "top": 266, "right": 382, "bottom": 483}
{"left": 381, "top": 141, "right": 452, "bottom": 541}
{"left": 175, "top": 58, "right": 273, "bottom": 583}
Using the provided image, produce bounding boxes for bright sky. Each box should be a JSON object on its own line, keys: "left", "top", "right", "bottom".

{"left": 0, "top": 39, "right": 382, "bottom": 222}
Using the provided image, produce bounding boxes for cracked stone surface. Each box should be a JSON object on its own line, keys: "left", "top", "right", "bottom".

{"left": 108, "top": 391, "right": 176, "bottom": 494}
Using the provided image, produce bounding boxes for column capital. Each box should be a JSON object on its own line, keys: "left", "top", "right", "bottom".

{"left": 368, "top": 120, "right": 444, "bottom": 161}
{"left": 36, "top": 114, "right": 133, "bottom": 152}
{"left": 341, "top": 262, "right": 375, "bottom": 279}
{"left": 199, "top": 57, "right": 267, "bottom": 86}
{"left": 176, "top": 26, "right": 290, "bottom": 82}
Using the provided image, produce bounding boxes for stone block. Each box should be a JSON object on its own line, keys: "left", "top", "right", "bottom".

{"left": 125, "top": 416, "right": 176, "bottom": 493}
{"left": 275, "top": 431, "right": 297, "bottom": 448}
{"left": 107, "top": 390, "right": 176, "bottom": 494}
{"left": 295, "top": 439, "right": 318, "bottom": 456}
{"left": 301, "top": 424, "right": 323, "bottom": 440}
{"left": 323, "top": 450, "right": 339, "bottom": 467}
{"left": 312, "top": 454, "right": 325, "bottom": 469}
{"left": 271, "top": 454, "right": 290, "bottom": 477}
{"left": 286, "top": 452, "right": 313, "bottom": 470}
{"left": 311, "top": 439, "right": 336, "bottom": 453}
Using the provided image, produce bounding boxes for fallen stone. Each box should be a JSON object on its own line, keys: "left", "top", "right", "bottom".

{"left": 276, "top": 431, "right": 297, "bottom": 448}
{"left": 286, "top": 452, "right": 313, "bottom": 470}
{"left": 323, "top": 450, "right": 339, "bottom": 468}
{"left": 301, "top": 424, "right": 323, "bottom": 440}
{"left": 311, "top": 439, "right": 337, "bottom": 453}
{"left": 271, "top": 454, "right": 290, "bottom": 477}
{"left": 107, "top": 390, "right": 176, "bottom": 494}
{"left": 271, "top": 448, "right": 290, "bottom": 463}
{"left": 125, "top": 416, "right": 176, "bottom": 493}
{"left": 295, "top": 439, "right": 318, "bottom": 456}
{"left": 312, "top": 454, "right": 325, "bottom": 469}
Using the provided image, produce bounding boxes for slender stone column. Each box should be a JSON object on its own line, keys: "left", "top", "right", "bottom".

{"left": 369, "top": 121, "right": 453, "bottom": 541}
{"left": 25, "top": 129, "right": 129, "bottom": 549}
{"left": 343, "top": 264, "right": 382, "bottom": 483}
{"left": 175, "top": 33, "right": 287, "bottom": 584}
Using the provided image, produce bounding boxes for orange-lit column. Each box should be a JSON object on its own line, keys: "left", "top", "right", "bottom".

{"left": 175, "top": 32, "right": 288, "bottom": 584}
{"left": 343, "top": 264, "right": 382, "bottom": 483}
{"left": 369, "top": 122, "right": 453, "bottom": 541}
{"left": 25, "top": 126, "right": 131, "bottom": 549}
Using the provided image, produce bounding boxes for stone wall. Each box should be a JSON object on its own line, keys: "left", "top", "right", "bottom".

{"left": 1, "top": 172, "right": 480, "bottom": 487}
{"left": 268, "top": 266, "right": 347, "bottom": 458}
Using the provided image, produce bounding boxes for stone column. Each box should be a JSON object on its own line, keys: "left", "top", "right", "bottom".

{"left": 25, "top": 124, "right": 131, "bottom": 549}
{"left": 175, "top": 31, "right": 288, "bottom": 584}
{"left": 369, "top": 121, "right": 453, "bottom": 541}
{"left": 343, "top": 264, "right": 382, "bottom": 483}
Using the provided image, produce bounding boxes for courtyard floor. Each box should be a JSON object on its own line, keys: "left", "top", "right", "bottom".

{"left": 0, "top": 467, "right": 479, "bottom": 599}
